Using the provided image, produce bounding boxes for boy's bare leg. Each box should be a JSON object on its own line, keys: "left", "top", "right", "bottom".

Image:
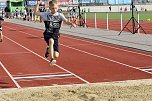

{"left": 49, "top": 38, "right": 54, "bottom": 59}
{"left": 49, "top": 38, "right": 56, "bottom": 65}
{"left": 0, "top": 32, "right": 3, "bottom": 42}
{"left": 54, "top": 51, "right": 59, "bottom": 59}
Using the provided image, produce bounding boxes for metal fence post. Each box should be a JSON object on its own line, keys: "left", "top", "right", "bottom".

{"left": 137, "top": 12, "right": 140, "bottom": 33}
{"left": 106, "top": 12, "right": 109, "bottom": 30}
{"left": 95, "top": 12, "right": 97, "bottom": 28}
{"left": 85, "top": 12, "right": 87, "bottom": 27}
{"left": 120, "top": 12, "right": 123, "bottom": 30}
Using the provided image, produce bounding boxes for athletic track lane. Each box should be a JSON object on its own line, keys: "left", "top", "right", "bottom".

{"left": 0, "top": 22, "right": 152, "bottom": 88}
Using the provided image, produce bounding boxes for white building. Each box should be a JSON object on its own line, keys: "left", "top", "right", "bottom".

{"left": 0, "top": 0, "right": 6, "bottom": 9}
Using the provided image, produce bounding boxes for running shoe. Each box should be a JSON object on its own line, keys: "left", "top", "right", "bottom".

{"left": 50, "top": 58, "right": 56, "bottom": 65}
{"left": 45, "top": 47, "right": 49, "bottom": 58}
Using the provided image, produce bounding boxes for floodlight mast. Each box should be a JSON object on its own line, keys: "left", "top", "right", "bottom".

{"left": 118, "top": 0, "right": 146, "bottom": 35}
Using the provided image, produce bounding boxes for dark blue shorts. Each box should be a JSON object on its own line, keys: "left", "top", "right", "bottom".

{"left": 43, "top": 32, "right": 59, "bottom": 52}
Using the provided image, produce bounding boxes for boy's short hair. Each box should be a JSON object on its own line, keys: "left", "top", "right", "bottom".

{"left": 49, "top": 0, "right": 58, "bottom": 6}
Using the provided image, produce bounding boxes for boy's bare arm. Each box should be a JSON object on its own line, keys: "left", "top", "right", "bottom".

{"left": 34, "top": 0, "right": 42, "bottom": 15}
{"left": 64, "top": 19, "right": 76, "bottom": 27}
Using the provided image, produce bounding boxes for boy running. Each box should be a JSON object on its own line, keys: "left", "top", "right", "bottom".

{"left": 35, "top": 0, "right": 76, "bottom": 65}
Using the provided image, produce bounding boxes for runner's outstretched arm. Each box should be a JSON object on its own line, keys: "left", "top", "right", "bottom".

{"left": 64, "top": 19, "right": 76, "bottom": 27}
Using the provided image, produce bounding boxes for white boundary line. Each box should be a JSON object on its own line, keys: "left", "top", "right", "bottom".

{"left": 14, "top": 73, "right": 73, "bottom": 80}
{"left": 0, "top": 61, "right": 21, "bottom": 88}
{"left": 60, "top": 43, "right": 152, "bottom": 75}
{"left": 2, "top": 24, "right": 152, "bottom": 85}
{"left": 0, "top": 52, "right": 31, "bottom": 55}
{"left": 13, "top": 72, "right": 68, "bottom": 77}
{"left": 3, "top": 35, "right": 90, "bottom": 84}
{"left": 4, "top": 25, "right": 152, "bottom": 75}
{"left": 12, "top": 24, "right": 152, "bottom": 58}
{"left": 2, "top": 26, "right": 89, "bottom": 83}
{"left": 142, "top": 69, "right": 152, "bottom": 71}
{"left": 137, "top": 66, "right": 152, "bottom": 73}
{"left": 137, "top": 66, "right": 152, "bottom": 68}
{"left": 17, "top": 76, "right": 77, "bottom": 82}
{"left": 61, "top": 35, "right": 152, "bottom": 58}
{"left": 4, "top": 24, "right": 152, "bottom": 58}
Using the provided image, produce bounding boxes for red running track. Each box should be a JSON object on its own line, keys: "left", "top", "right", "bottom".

{"left": 0, "top": 22, "right": 152, "bottom": 89}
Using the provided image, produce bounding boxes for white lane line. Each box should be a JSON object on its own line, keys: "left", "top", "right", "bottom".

{"left": 17, "top": 76, "right": 77, "bottom": 82}
{"left": 0, "top": 61, "right": 21, "bottom": 88}
{"left": 13, "top": 72, "right": 68, "bottom": 77}
{"left": 4, "top": 26, "right": 90, "bottom": 84}
{"left": 0, "top": 52, "right": 31, "bottom": 55}
{"left": 4, "top": 25, "right": 152, "bottom": 83}
{"left": 142, "top": 69, "right": 152, "bottom": 71}
{"left": 60, "top": 43, "right": 152, "bottom": 75}
{"left": 142, "top": 69, "right": 152, "bottom": 74}
{"left": 62, "top": 35, "right": 152, "bottom": 58}
{"left": 4, "top": 35, "right": 90, "bottom": 84}
{"left": 4, "top": 26, "right": 40, "bottom": 38}
{"left": 14, "top": 74, "right": 73, "bottom": 80}
{"left": 4, "top": 25, "right": 152, "bottom": 76}
{"left": 66, "top": 43, "right": 96, "bottom": 46}
{"left": 139, "top": 66, "right": 152, "bottom": 73}
{"left": 5, "top": 25, "right": 152, "bottom": 58}
{"left": 138, "top": 66, "right": 152, "bottom": 68}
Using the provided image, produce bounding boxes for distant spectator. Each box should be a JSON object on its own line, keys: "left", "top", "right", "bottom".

{"left": 39, "top": 7, "right": 44, "bottom": 12}
{"left": 2, "top": 9, "right": 4, "bottom": 17}
{"left": 109, "top": 6, "right": 111, "bottom": 11}
{"left": 15, "top": 8, "right": 20, "bottom": 18}
{"left": 4, "top": 7, "right": 10, "bottom": 18}
{"left": 124, "top": 7, "right": 127, "bottom": 12}
{"left": 120, "top": 7, "right": 122, "bottom": 12}
{"left": 135, "top": 7, "right": 138, "bottom": 11}
{"left": 29, "top": 9, "right": 33, "bottom": 20}
{"left": 141, "top": 7, "right": 145, "bottom": 11}
{"left": 23, "top": 8, "right": 27, "bottom": 20}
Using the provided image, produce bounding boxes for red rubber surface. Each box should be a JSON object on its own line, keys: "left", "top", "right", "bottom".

{"left": 0, "top": 22, "right": 152, "bottom": 88}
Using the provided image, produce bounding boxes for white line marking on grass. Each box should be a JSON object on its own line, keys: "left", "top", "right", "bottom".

{"left": 0, "top": 61, "right": 21, "bottom": 88}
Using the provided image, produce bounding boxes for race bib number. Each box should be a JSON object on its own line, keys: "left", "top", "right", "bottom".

{"left": 52, "top": 22, "right": 60, "bottom": 28}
